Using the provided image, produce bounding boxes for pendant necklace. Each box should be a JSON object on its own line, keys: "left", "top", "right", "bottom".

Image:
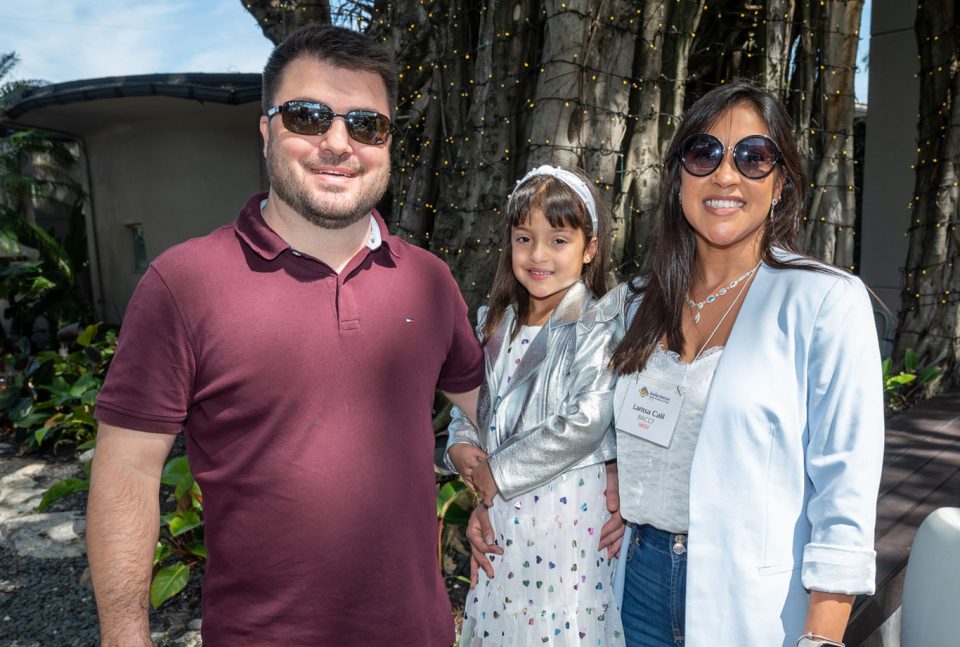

{"left": 677, "top": 265, "right": 757, "bottom": 396}
{"left": 686, "top": 261, "right": 761, "bottom": 324}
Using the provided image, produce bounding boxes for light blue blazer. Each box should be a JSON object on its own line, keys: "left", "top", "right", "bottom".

{"left": 603, "top": 253, "right": 885, "bottom": 646}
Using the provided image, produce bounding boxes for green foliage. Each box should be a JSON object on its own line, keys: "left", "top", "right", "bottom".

{"left": 1, "top": 323, "right": 115, "bottom": 452}
{"left": 1, "top": 51, "right": 91, "bottom": 350}
{"left": 150, "top": 562, "right": 190, "bottom": 610}
{"left": 152, "top": 453, "right": 204, "bottom": 607}
{"left": 37, "top": 476, "right": 89, "bottom": 512}
{"left": 0, "top": 132, "right": 91, "bottom": 345}
{"left": 882, "top": 348, "right": 942, "bottom": 413}
{"left": 437, "top": 476, "right": 474, "bottom": 580}
{"left": 39, "top": 448, "right": 205, "bottom": 608}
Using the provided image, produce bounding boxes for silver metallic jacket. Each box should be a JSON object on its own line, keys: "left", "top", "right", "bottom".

{"left": 447, "top": 281, "right": 618, "bottom": 499}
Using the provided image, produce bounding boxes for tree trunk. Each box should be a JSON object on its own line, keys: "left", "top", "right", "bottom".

{"left": 241, "top": 0, "right": 867, "bottom": 312}
{"left": 240, "top": 0, "right": 332, "bottom": 44}
{"left": 764, "top": 0, "right": 796, "bottom": 93}
{"left": 525, "top": 1, "right": 636, "bottom": 270}
{"left": 798, "top": 0, "right": 863, "bottom": 269}
{"left": 614, "top": 0, "right": 703, "bottom": 274}
{"left": 895, "top": 0, "right": 960, "bottom": 385}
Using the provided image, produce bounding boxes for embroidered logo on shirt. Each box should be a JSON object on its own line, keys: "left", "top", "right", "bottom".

{"left": 404, "top": 317, "right": 415, "bottom": 323}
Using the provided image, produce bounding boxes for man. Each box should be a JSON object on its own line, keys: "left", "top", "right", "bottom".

{"left": 87, "top": 25, "right": 483, "bottom": 646}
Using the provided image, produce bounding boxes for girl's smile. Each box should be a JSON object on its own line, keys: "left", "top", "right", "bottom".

{"left": 511, "top": 208, "right": 597, "bottom": 322}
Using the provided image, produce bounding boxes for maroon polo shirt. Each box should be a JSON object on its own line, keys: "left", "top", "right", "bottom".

{"left": 96, "top": 193, "right": 483, "bottom": 646}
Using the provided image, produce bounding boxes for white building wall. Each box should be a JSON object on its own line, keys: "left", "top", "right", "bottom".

{"left": 860, "top": 0, "right": 920, "bottom": 315}
{"left": 80, "top": 99, "right": 265, "bottom": 323}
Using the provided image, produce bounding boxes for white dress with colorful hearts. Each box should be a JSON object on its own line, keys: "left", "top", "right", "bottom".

{"left": 459, "top": 325, "right": 624, "bottom": 647}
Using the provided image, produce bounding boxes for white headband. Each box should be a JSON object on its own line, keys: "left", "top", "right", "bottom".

{"left": 508, "top": 165, "right": 599, "bottom": 232}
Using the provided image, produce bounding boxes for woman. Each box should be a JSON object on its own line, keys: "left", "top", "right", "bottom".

{"left": 600, "top": 81, "right": 884, "bottom": 647}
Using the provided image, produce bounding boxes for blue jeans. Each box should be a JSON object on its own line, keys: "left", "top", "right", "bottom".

{"left": 621, "top": 524, "right": 687, "bottom": 647}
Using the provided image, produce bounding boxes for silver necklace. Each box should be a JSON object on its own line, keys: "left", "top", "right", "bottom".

{"left": 686, "top": 262, "right": 761, "bottom": 324}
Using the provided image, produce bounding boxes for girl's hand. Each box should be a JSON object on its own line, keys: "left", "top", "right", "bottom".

{"left": 466, "top": 505, "right": 502, "bottom": 585}
{"left": 472, "top": 459, "right": 499, "bottom": 506}
{"left": 448, "top": 443, "right": 487, "bottom": 490}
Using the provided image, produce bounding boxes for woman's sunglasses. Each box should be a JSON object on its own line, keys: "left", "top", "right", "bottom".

{"left": 679, "top": 133, "right": 781, "bottom": 180}
{"left": 265, "top": 100, "right": 396, "bottom": 145}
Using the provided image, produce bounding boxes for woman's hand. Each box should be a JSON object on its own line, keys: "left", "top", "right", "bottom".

{"left": 448, "top": 443, "right": 487, "bottom": 490}
{"left": 472, "top": 459, "right": 499, "bottom": 506}
{"left": 465, "top": 505, "right": 502, "bottom": 585}
{"left": 598, "top": 462, "right": 626, "bottom": 558}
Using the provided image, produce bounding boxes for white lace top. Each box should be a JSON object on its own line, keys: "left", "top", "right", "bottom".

{"left": 613, "top": 344, "right": 723, "bottom": 533}
{"left": 495, "top": 324, "right": 542, "bottom": 398}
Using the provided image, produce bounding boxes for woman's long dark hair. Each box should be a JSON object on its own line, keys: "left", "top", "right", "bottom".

{"left": 610, "top": 80, "right": 834, "bottom": 375}
{"left": 482, "top": 167, "right": 611, "bottom": 344}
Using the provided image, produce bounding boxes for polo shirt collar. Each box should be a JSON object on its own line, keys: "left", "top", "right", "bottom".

{"left": 234, "top": 192, "right": 400, "bottom": 261}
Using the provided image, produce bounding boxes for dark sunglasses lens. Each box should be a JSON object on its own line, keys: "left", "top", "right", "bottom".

{"left": 733, "top": 137, "right": 779, "bottom": 178}
{"left": 346, "top": 111, "right": 391, "bottom": 145}
{"left": 282, "top": 103, "right": 333, "bottom": 135}
{"left": 681, "top": 135, "right": 724, "bottom": 176}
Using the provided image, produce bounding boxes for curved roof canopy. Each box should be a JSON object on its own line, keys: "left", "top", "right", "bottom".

{"left": 2, "top": 73, "right": 262, "bottom": 137}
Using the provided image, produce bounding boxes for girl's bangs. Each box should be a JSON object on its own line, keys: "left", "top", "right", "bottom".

{"left": 508, "top": 178, "right": 591, "bottom": 233}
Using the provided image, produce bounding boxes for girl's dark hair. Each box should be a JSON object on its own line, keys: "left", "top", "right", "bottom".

{"left": 482, "top": 167, "right": 611, "bottom": 343}
{"left": 611, "top": 80, "right": 833, "bottom": 375}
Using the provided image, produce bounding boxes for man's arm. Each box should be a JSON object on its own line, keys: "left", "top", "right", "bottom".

{"left": 87, "top": 423, "right": 176, "bottom": 647}
{"left": 441, "top": 386, "right": 479, "bottom": 427}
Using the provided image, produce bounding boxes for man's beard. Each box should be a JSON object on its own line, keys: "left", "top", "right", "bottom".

{"left": 266, "top": 144, "right": 389, "bottom": 230}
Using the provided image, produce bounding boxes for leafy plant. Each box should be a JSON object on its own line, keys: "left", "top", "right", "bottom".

{"left": 437, "top": 476, "right": 474, "bottom": 582}
{"left": 2, "top": 323, "right": 114, "bottom": 452}
{"left": 39, "top": 449, "right": 206, "bottom": 608}
{"left": 882, "top": 348, "right": 942, "bottom": 413}
{"left": 152, "top": 454, "right": 205, "bottom": 608}
{"left": 1, "top": 51, "right": 91, "bottom": 351}
{"left": 0, "top": 131, "right": 91, "bottom": 347}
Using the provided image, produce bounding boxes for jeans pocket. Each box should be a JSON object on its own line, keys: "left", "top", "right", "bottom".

{"left": 625, "top": 530, "right": 639, "bottom": 562}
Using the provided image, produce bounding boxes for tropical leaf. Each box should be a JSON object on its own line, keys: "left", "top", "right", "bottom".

{"left": 168, "top": 509, "right": 202, "bottom": 537}
{"left": 153, "top": 542, "right": 173, "bottom": 567}
{"left": 150, "top": 562, "right": 190, "bottom": 609}
{"left": 37, "top": 477, "right": 89, "bottom": 512}
{"left": 161, "top": 455, "right": 191, "bottom": 486}
{"left": 76, "top": 323, "right": 100, "bottom": 347}
{"left": 904, "top": 348, "right": 919, "bottom": 372}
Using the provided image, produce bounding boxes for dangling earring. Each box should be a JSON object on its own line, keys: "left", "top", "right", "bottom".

{"left": 769, "top": 197, "right": 779, "bottom": 219}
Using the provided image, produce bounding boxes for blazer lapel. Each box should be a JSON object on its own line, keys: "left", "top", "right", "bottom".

{"left": 484, "top": 307, "right": 512, "bottom": 391}
{"left": 501, "top": 282, "right": 590, "bottom": 397}
{"left": 502, "top": 325, "right": 549, "bottom": 396}
{"left": 699, "top": 260, "right": 773, "bottom": 424}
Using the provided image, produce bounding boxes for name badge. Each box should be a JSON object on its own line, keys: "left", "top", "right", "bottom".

{"left": 615, "top": 374, "right": 684, "bottom": 448}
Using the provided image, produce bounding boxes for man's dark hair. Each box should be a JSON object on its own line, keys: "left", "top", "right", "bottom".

{"left": 262, "top": 25, "right": 398, "bottom": 117}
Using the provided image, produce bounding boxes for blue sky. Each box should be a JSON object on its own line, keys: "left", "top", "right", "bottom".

{"left": 856, "top": 0, "right": 871, "bottom": 103}
{"left": 2, "top": 0, "right": 871, "bottom": 102}
{"left": 0, "top": 1, "right": 273, "bottom": 83}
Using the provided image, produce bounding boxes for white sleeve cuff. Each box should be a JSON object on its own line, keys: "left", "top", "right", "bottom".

{"left": 801, "top": 542, "right": 876, "bottom": 595}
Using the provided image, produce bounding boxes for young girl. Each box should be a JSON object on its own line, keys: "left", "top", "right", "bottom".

{"left": 446, "top": 165, "right": 625, "bottom": 646}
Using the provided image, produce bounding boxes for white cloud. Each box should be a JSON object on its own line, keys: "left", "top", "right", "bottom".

{"left": 0, "top": 0, "right": 273, "bottom": 84}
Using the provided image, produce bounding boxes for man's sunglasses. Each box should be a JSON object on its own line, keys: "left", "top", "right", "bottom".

{"left": 265, "top": 100, "right": 396, "bottom": 145}
{"left": 679, "top": 133, "right": 781, "bottom": 180}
